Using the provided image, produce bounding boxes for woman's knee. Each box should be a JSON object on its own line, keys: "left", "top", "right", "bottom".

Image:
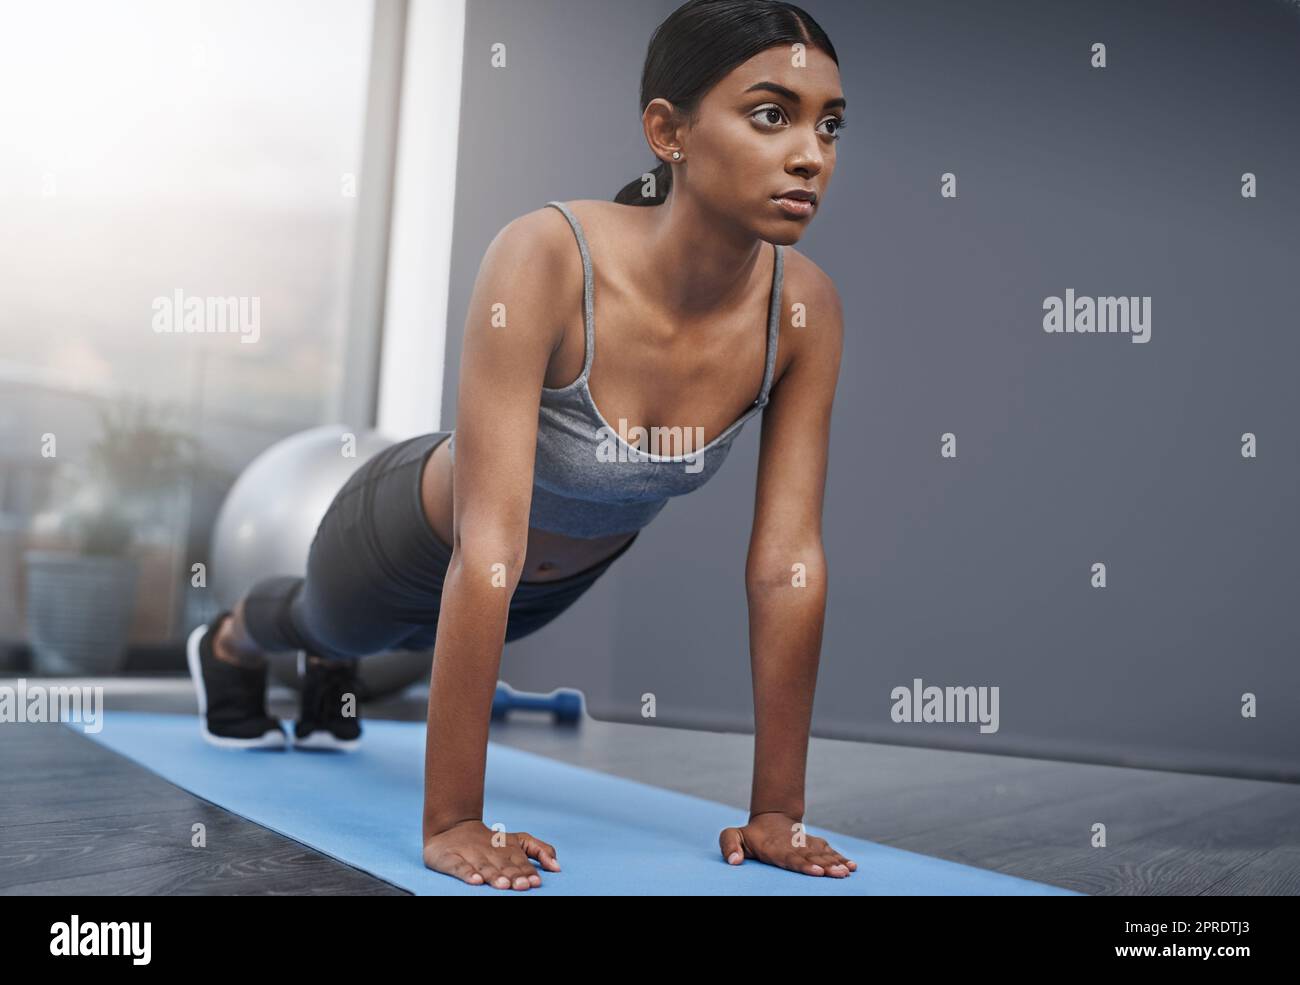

{"left": 289, "top": 583, "right": 412, "bottom": 660}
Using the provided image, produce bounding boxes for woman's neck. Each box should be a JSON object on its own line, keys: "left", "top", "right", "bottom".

{"left": 636, "top": 193, "right": 768, "bottom": 319}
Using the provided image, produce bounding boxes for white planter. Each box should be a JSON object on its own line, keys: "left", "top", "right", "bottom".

{"left": 23, "top": 550, "right": 140, "bottom": 675}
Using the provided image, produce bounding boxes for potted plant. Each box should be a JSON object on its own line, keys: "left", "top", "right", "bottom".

{"left": 24, "top": 394, "right": 197, "bottom": 675}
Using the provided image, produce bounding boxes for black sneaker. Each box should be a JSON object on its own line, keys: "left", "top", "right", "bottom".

{"left": 293, "top": 650, "right": 363, "bottom": 751}
{"left": 186, "top": 611, "right": 287, "bottom": 749}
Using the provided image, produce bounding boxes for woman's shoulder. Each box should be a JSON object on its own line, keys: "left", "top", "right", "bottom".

{"left": 491, "top": 200, "right": 624, "bottom": 269}
{"left": 479, "top": 204, "right": 592, "bottom": 352}
{"left": 777, "top": 242, "right": 834, "bottom": 296}
{"left": 767, "top": 244, "right": 842, "bottom": 393}
{"left": 538, "top": 199, "right": 649, "bottom": 239}
{"left": 481, "top": 203, "right": 592, "bottom": 293}
{"left": 495, "top": 201, "right": 580, "bottom": 245}
{"left": 507, "top": 198, "right": 613, "bottom": 226}
{"left": 777, "top": 244, "right": 840, "bottom": 333}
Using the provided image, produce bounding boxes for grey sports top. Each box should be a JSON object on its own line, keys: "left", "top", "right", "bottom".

{"left": 448, "top": 200, "right": 784, "bottom": 538}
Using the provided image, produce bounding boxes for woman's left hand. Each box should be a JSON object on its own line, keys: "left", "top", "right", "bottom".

{"left": 719, "top": 812, "right": 857, "bottom": 877}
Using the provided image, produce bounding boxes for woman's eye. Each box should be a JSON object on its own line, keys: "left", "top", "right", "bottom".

{"left": 820, "top": 118, "right": 847, "bottom": 140}
{"left": 751, "top": 105, "right": 786, "bottom": 127}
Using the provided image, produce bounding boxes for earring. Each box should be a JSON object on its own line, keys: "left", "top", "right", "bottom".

{"left": 671, "top": 151, "right": 681, "bottom": 160}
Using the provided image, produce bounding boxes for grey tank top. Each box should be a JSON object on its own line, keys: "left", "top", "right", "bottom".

{"left": 449, "top": 200, "right": 784, "bottom": 538}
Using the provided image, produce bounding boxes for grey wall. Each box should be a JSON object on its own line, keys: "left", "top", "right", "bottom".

{"left": 443, "top": 0, "right": 1300, "bottom": 781}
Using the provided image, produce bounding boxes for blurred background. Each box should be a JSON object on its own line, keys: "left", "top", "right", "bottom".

{"left": 1, "top": 0, "right": 1297, "bottom": 783}
{"left": 0, "top": 0, "right": 378, "bottom": 673}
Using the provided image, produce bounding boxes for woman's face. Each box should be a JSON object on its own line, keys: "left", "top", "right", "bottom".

{"left": 679, "top": 45, "right": 844, "bottom": 242}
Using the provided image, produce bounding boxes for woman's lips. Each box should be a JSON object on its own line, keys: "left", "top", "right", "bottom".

{"left": 772, "top": 196, "right": 815, "bottom": 218}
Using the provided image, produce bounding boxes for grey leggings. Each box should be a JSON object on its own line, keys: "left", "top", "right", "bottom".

{"left": 241, "top": 431, "right": 638, "bottom": 662}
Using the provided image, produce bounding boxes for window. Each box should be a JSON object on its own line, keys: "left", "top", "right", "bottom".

{"left": 0, "top": 0, "right": 376, "bottom": 669}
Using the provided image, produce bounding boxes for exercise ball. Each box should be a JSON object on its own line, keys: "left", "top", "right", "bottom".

{"left": 209, "top": 424, "right": 432, "bottom": 700}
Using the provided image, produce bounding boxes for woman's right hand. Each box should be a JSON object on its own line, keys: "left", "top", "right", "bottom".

{"left": 422, "top": 819, "right": 560, "bottom": 890}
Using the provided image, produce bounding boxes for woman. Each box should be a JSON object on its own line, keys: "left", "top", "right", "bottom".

{"left": 187, "top": 0, "right": 850, "bottom": 890}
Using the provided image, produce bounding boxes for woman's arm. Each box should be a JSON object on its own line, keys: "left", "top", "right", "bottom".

{"left": 421, "top": 208, "right": 570, "bottom": 888}
{"left": 719, "top": 256, "right": 852, "bottom": 876}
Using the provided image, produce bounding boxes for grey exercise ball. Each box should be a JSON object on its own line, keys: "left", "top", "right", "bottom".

{"left": 209, "top": 424, "right": 431, "bottom": 700}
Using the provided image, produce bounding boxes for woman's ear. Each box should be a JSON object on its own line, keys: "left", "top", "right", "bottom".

{"left": 642, "top": 97, "right": 686, "bottom": 165}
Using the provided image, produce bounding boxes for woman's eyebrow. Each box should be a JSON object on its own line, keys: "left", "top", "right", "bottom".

{"left": 743, "top": 81, "right": 847, "bottom": 112}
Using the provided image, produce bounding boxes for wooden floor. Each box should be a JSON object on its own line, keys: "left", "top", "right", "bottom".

{"left": 2, "top": 676, "right": 1297, "bottom": 895}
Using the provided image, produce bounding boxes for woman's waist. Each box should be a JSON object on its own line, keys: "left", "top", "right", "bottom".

{"left": 417, "top": 430, "right": 639, "bottom": 583}
{"left": 519, "top": 522, "right": 637, "bottom": 584}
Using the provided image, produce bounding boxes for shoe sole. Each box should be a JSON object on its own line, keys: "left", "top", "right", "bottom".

{"left": 186, "top": 621, "right": 287, "bottom": 750}
{"left": 292, "top": 731, "right": 361, "bottom": 752}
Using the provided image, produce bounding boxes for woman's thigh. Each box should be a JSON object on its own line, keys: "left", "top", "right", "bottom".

{"left": 295, "top": 432, "right": 453, "bottom": 658}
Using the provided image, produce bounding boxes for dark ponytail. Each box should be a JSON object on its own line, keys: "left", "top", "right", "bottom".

{"left": 615, "top": 161, "right": 676, "bottom": 207}
{"left": 613, "top": 0, "right": 838, "bottom": 207}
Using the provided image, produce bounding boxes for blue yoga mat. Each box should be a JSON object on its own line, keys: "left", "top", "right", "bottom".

{"left": 74, "top": 711, "right": 1081, "bottom": 896}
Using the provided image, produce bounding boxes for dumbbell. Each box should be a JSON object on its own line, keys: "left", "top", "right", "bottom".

{"left": 491, "top": 683, "right": 584, "bottom": 723}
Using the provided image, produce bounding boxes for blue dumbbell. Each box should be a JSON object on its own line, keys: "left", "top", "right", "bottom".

{"left": 491, "top": 683, "right": 583, "bottom": 723}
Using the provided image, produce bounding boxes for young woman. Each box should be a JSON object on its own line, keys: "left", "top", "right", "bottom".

{"left": 187, "top": 0, "right": 849, "bottom": 890}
